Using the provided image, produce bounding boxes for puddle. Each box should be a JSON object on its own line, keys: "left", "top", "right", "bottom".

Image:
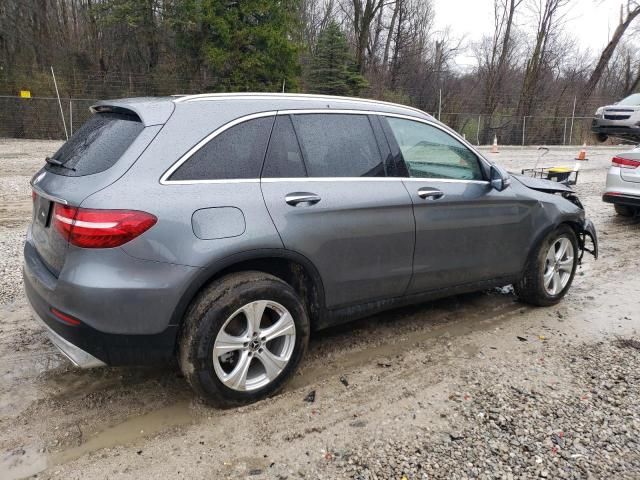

{"left": 50, "top": 399, "right": 196, "bottom": 467}
{"left": 1, "top": 400, "right": 196, "bottom": 479}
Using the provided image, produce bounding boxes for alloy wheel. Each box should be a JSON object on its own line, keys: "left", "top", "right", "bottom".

{"left": 212, "top": 300, "right": 296, "bottom": 391}
{"left": 543, "top": 237, "right": 575, "bottom": 296}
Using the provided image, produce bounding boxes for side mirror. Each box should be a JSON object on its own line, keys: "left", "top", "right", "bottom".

{"left": 490, "top": 164, "right": 511, "bottom": 191}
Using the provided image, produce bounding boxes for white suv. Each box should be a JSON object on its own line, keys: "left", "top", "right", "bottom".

{"left": 592, "top": 93, "right": 640, "bottom": 143}
{"left": 603, "top": 145, "right": 640, "bottom": 216}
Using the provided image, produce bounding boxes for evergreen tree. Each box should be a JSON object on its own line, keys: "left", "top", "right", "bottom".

{"left": 172, "top": 0, "right": 300, "bottom": 92}
{"left": 307, "top": 22, "right": 367, "bottom": 96}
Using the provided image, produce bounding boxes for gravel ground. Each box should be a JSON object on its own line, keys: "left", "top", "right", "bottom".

{"left": 0, "top": 139, "right": 639, "bottom": 479}
{"left": 334, "top": 339, "right": 640, "bottom": 479}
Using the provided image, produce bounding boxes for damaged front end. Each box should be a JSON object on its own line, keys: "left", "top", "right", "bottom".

{"left": 577, "top": 219, "right": 598, "bottom": 263}
{"left": 512, "top": 174, "right": 598, "bottom": 263}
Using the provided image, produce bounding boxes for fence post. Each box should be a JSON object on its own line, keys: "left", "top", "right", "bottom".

{"left": 477, "top": 115, "right": 481, "bottom": 145}
{"left": 69, "top": 99, "right": 73, "bottom": 136}
{"left": 51, "top": 66, "right": 69, "bottom": 140}
{"left": 522, "top": 116, "right": 527, "bottom": 146}
{"left": 438, "top": 88, "right": 442, "bottom": 121}
{"left": 569, "top": 95, "right": 577, "bottom": 145}
{"left": 563, "top": 117, "right": 567, "bottom": 145}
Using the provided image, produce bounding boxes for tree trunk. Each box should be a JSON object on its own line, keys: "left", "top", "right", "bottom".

{"left": 578, "top": 4, "right": 640, "bottom": 111}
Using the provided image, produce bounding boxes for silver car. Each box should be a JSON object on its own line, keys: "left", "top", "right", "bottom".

{"left": 592, "top": 93, "right": 640, "bottom": 143}
{"left": 603, "top": 145, "right": 640, "bottom": 216}
{"left": 24, "top": 93, "right": 598, "bottom": 406}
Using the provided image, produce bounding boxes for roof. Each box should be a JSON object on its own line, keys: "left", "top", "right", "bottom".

{"left": 92, "top": 93, "right": 432, "bottom": 127}
{"left": 172, "top": 92, "right": 431, "bottom": 118}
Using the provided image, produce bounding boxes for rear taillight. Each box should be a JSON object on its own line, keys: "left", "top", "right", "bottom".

{"left": 612, "top": 156, "right": 640, "bottom": 169}
{"left": 52, "top": 204, "right": 157, "bottom": 248}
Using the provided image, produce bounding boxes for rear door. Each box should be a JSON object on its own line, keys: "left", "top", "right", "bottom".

{"left": 381, "top": 115, "right": 533, "bottom": 294}
{"left": 261, "top": 112, "right": 415, "bottom": 309}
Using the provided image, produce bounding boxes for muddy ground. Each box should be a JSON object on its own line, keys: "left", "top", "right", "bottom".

{"left": 0, "top": 139, "right": 639, "bottom": 479}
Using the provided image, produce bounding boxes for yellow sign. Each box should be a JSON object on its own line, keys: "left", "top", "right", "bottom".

{"left": 20, "top": 90, "right": 31, "bottom": 98}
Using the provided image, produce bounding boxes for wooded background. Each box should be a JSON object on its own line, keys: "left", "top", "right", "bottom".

{"left": 1, "top": 0, "right": 639, "bottom": 143}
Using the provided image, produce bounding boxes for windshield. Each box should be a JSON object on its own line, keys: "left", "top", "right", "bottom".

{"left": 46, "top": 112, "right": 144, "bottom": 177}
{"left": 618, "top": 93, "right": 640, "bottom": 106}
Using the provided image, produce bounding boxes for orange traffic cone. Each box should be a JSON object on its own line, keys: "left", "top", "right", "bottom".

{"left": 491, "top": 135, "right": 499, "bottom": 154}
{"left": 576, "top": 143, "right": 587, "bottom": 161}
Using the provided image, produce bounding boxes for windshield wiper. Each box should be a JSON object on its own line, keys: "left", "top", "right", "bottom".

{"left": 45, "top": 156, "right": 76, "bottom": 171}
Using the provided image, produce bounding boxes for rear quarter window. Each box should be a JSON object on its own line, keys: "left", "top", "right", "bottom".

{"left": 47, "top": 112, "right": 144, "bottom": 177}
{"left": 168, "top": 116, "right": 275, "bottom": 181}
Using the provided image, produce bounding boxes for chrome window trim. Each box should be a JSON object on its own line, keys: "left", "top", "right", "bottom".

{"left": 162, "top": 177, "right": 489, "bottom": 186}
{"left": 160, "top": 108, "right": 491, "bottom": 185}
{"left": 261, "top": 177, "right": 488, "bottom": 184}
{"left": 400, "top": 178, "right": 489, "bottom": 185}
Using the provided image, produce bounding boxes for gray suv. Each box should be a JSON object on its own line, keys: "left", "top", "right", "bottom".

{"left": 24, "top": 94, "right": 598, "bottom": 406}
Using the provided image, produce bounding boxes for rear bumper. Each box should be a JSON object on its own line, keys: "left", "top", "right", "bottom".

{"left": 30, "top": 305, "right": 106, "bottom": 368}
{"left": 24, "top": 267, "right": 180, "bottom": 366}
{"left": 603, "top": 192, "right": 640, "bottom": 207}
{"left": 23, "top": 237, "right": 197, "bottom": 366}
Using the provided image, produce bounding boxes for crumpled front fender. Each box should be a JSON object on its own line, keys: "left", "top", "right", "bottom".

{"left": 578, "top": 219, "right": 598, "bottom": 262}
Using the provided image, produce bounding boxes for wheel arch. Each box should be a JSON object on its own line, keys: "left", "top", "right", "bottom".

{"left": 521, "top": 217, "right": 583, "bottom": 274}
{"left": 169, "top": 249, "right": 326, "bottom": 334}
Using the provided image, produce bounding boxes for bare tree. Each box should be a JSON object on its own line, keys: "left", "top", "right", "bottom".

{"left": 481, "top": 0, "right": 524, "bottom": 116}
{"left": 578, "top": 1, "right": 640, "bottom": 109}
{"left": 349, "top": 0, "right": 386, "bottom": 73}
{"left": 511, "top": 0, "right": 570, "bottom": 143}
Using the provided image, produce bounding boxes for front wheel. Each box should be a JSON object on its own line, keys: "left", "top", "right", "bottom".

{"left": 515, "top": 225, "right": 579, "bottom": 306}
{"left": 178, "top": 271, "right": 310, "bottom": 407}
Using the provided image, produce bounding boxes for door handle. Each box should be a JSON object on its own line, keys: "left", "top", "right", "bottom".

{"left": 417, "top": 187, "right": 445, "bottom": 200}
{"left": 285, "top": 192, "right": 321, "bottom": 206}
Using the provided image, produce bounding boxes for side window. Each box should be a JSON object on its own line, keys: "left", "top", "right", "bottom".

{"left": 169, "top": 116, "right": 274, "bottom": 181}
{"left": 385, "top": 117, "right": 483, "bottom": 180}
{"left": 293, "top": 114, "right": 385, "bottom": 177}
{"left": 262, "top": 115, "right": 306, "bottom": 178}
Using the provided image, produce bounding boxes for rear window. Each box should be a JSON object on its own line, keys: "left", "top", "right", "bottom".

{"left": 47, "top": 112, "right": 144, "bottom": 177}
{"left": 292, "top": 114, "right": 385, "bottom": 177}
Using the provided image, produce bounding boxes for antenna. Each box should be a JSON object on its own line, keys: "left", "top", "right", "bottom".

{"left": 51, "top": 66, "right": 69, "bottom": 140}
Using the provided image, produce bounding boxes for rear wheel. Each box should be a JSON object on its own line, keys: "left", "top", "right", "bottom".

{"left": 614, "top": 204, "right": 637, "bottom": 217}
{"left": 179, "top": 271, "right": 309, "bottom": 407}
{"left": 515, "top": 225, "right": 578, "bottom": 307}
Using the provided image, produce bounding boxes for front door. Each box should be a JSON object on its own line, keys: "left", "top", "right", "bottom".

{"left": 381, "top": 115, "right": 533, "bottom": 294}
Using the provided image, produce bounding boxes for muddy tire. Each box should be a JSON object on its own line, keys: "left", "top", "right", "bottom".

{"left": 178, "top": 271, "right": 309, "bottom": 408}
{"left": 514, "top": 225, "right": 579, "bottom": 307}
{"left": 614, "top": 204, "right": 637, "bottom": 217}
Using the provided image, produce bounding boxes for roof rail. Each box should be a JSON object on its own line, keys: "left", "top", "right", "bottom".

{"left": 172, "top": 92, "right": 430, "bottom": 117}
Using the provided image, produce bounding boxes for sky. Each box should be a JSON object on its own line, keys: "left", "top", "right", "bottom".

{"left": 433, "top": 0, "right": 628, "bottom": 69}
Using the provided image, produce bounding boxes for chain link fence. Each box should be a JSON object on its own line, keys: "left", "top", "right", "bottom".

{"left": 442, "top": 112, "right": 595, "bottom": 146}
{"left": 1, "top": 95, "right": 598, "bottom": 145}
